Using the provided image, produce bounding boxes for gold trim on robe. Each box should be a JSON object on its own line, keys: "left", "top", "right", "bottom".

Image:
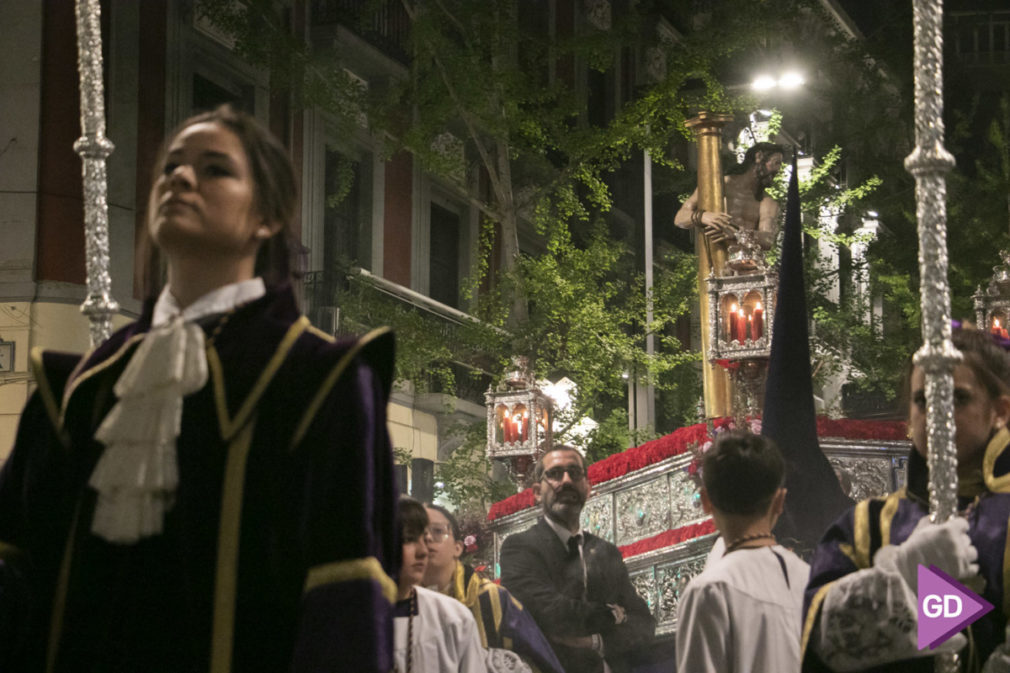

{"left": 303, "top": 557, "right": 398, "bottom": 605}
{"left": 290, "top": 327, "right": 393, "bottom": 449}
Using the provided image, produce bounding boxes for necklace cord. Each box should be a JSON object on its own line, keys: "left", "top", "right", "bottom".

{"left": 724, "top": 532, "right": 775, "bottom": 554}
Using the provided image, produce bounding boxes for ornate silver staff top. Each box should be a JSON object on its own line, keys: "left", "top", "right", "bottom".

{"left": 905, "top": 1, "right": 959, "bottom": 669}
{"left": 75, "top": 0, "right": 119, "bottom": 345}
{"left": 906, "top": 0, "right": 959, "bottom": 525}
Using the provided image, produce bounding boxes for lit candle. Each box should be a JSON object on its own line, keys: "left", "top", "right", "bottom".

{"left": 752, "top": 302, "right": 763, "bottom": 340}
{"left": 503, "top": 414, "right": 514, "bottom": 443}
{"left": 993, "top": 318, "right": 1001, "bottom": 336}
{"left": 736, "top": 310, "right": 747, "bottom": 344}
{"left": 521, "top": 411, "right": 529, "bottom": 442}
{"left": 748, "top": 314, "right": 753, "bottom": 342}
{"left": 729, "top": 303, "right": 739, "bottom": 342}
{"left": 513, "top": 414, "right": 523, "bottom": 443}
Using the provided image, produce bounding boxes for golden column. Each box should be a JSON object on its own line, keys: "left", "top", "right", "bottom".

{"left": 686, "top": 112, "right": 733, "bottom": 418}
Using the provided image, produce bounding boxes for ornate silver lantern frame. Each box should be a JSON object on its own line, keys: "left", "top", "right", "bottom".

{"left": 485, "top": 357, "right": 554, "bottom": 487}
{"left": 973, "top": 251, "right": 1010, "bottom": 336}
{"left": 706, "top": 235, "right": 777, "bottom": 419}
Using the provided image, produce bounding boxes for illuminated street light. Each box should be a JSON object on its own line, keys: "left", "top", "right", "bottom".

{"left": 750, "top": 71, "right": 805, "bottom": 92}
{"left": 778, "top": 71, "right": 805, "bottom": 90}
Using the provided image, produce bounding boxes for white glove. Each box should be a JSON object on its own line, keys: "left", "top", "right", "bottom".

{"left": 875, "top": 516, "right": 978, "bottom": 591}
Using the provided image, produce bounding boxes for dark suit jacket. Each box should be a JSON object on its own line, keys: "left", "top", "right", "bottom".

{"left": 500, "top": 517, "right": 655, "bottom": 673}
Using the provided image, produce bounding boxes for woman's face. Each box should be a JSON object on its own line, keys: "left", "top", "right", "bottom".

{"left": 910, "top": 363, "right": 1004, "bottom": 466}
{"left": 149, "top": 121, "right": 271, "bottom": 264}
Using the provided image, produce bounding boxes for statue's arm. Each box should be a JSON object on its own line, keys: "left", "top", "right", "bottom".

{"left": 675, "top": 187, "right": 733, "bottom": 242}
{"left": 673, "top": 188, "right": 701, "bottom": 229}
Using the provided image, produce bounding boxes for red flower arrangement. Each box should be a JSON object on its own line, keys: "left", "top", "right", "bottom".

{"left": 486, "top": 417, "right": 908, "bottom": 521}
{"left": 815, "top": 417, "right": 907, "bottom": 441}
{"left": 487, "top": 487, "right": 537, "bottom": 521}
{"left": 617, "top": 519, "right": 717, "bottom": 559}
{"left": 586, "top": 418, "right": 736, "bottom": 485}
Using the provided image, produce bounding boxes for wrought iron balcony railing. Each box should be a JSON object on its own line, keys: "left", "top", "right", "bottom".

{"left": 312, "top": 0, "right": 411, "bottom": 63}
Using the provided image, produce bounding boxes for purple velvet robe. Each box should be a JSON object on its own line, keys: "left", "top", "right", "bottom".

{"left": 802, "top": 448, "right": 1010, "bottom": 672}
{"left": 0, "top": 284, "right": 397, "bottom": 673}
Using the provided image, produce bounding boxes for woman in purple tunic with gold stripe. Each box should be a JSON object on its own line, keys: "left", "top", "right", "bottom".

{"left": 802, "top": 328, "right": 1010, "bottom": 672}
{"left": 0, "top": 105, "right": 397, "bottom": 673}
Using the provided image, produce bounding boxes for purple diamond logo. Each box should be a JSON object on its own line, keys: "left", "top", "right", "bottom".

{"left": 918, "top": 564, "right": 993, "bottom": 650}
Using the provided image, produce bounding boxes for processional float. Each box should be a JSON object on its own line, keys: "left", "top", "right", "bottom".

{"left": 485, "top": 0, "right": 964, "bottom": 659}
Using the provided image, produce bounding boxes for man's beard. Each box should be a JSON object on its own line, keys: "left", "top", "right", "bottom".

{"left": 545, "top": 486, "right": 585, "bottom": 523}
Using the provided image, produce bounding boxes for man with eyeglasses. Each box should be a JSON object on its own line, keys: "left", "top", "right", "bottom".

{"left": 422, "top": 504, "right": 563, "bottom": 673}
{"left": 500, "top": 446, "right": 654, "bottom": 673}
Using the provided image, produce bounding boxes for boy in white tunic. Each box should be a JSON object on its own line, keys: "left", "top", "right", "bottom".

{"left": 393, "top": 497, "right": 485, "bottom": 673}
{"left": 676, "top": 432, "right": 809, "bottom": 673}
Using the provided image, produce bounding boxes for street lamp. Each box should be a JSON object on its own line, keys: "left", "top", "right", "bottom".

{"left": 750, "top": 70, "right": 805, "bottom": 92}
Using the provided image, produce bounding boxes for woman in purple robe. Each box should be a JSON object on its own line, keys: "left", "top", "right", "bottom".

{"left": 802, "top": 327, "right": 1010, "bottom": 671}
{"left": 0, "top": 105, "right": 397, "bottom": 673}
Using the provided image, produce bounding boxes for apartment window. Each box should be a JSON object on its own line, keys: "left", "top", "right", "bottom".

{"left": 324, "top": 148, "right": 373, "bottom": 270}
{"left": 192, "top": 72, "right": 254, "bottom": 114}
{"left": 429, "top": 202, "right": 461, "bottom": 308}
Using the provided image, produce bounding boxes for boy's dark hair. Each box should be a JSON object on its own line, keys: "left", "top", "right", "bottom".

{"left": 424, "top": 503, "right": 461, "bottom": 541}
{"left": 398, "top": 496, "right": 429, "bottom": 542}
{"left": 701, "top": 431, "right": 785, "bottom": 516}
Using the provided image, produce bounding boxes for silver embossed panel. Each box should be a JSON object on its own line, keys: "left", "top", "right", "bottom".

{"left": 582, "top": 494, "right": 615, "bottom": 544}
{"left": 629, "top": 567, "right": 657, "bottom": 613}
{"left": 669, "top": 468, "right": 706, "bottom": 529}
{"left": 616, "top": 477, "right": 671, "bottom": 546}
{"left": 656, "top": 556, "right": 708, "bottom": 632}
{"left": 828, "top": 456, "right": 893, "bottom": 502}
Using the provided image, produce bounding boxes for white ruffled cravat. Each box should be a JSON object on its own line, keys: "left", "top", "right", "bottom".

{"left": 88, "top": 278, "right": 265, "bottom": 544}
{"left": 89, "top": 317, "right": 208, "bottom": 543}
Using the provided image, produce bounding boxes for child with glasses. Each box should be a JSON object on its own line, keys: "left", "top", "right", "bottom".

{"left": 423, "top": 503, "right": 563, "bottom": 673}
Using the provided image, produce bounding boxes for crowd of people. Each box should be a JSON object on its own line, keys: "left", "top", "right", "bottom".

{"left": 3, "top": 105, "right": 1010, "bottom": 672}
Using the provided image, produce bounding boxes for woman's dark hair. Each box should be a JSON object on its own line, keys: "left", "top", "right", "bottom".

{"left": 701, "top": 431, "right": 785, "bottom": 516}
{"left": 140, "top": 104, "right": 299, "bottom": 296}
{"left": 901, "top": 327, "right": 1010, "bottom": 414}
{"left": 424, "top": 503, "right": 461, "bottom": 542}
{"left": 398, "top": 496, "right": 430, "bottom": 542}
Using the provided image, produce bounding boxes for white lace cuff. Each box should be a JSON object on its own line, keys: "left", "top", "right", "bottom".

{"left": 814, "top": 563, "right": 922, "bottom": 671}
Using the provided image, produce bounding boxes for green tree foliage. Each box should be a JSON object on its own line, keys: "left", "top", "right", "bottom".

{"left": 195, "top": 0, "right": 947, "bottom": 505}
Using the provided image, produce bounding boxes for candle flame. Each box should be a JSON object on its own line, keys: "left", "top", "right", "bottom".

{"left": 755, "top": 301, "right": 762, "bottom": 310}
